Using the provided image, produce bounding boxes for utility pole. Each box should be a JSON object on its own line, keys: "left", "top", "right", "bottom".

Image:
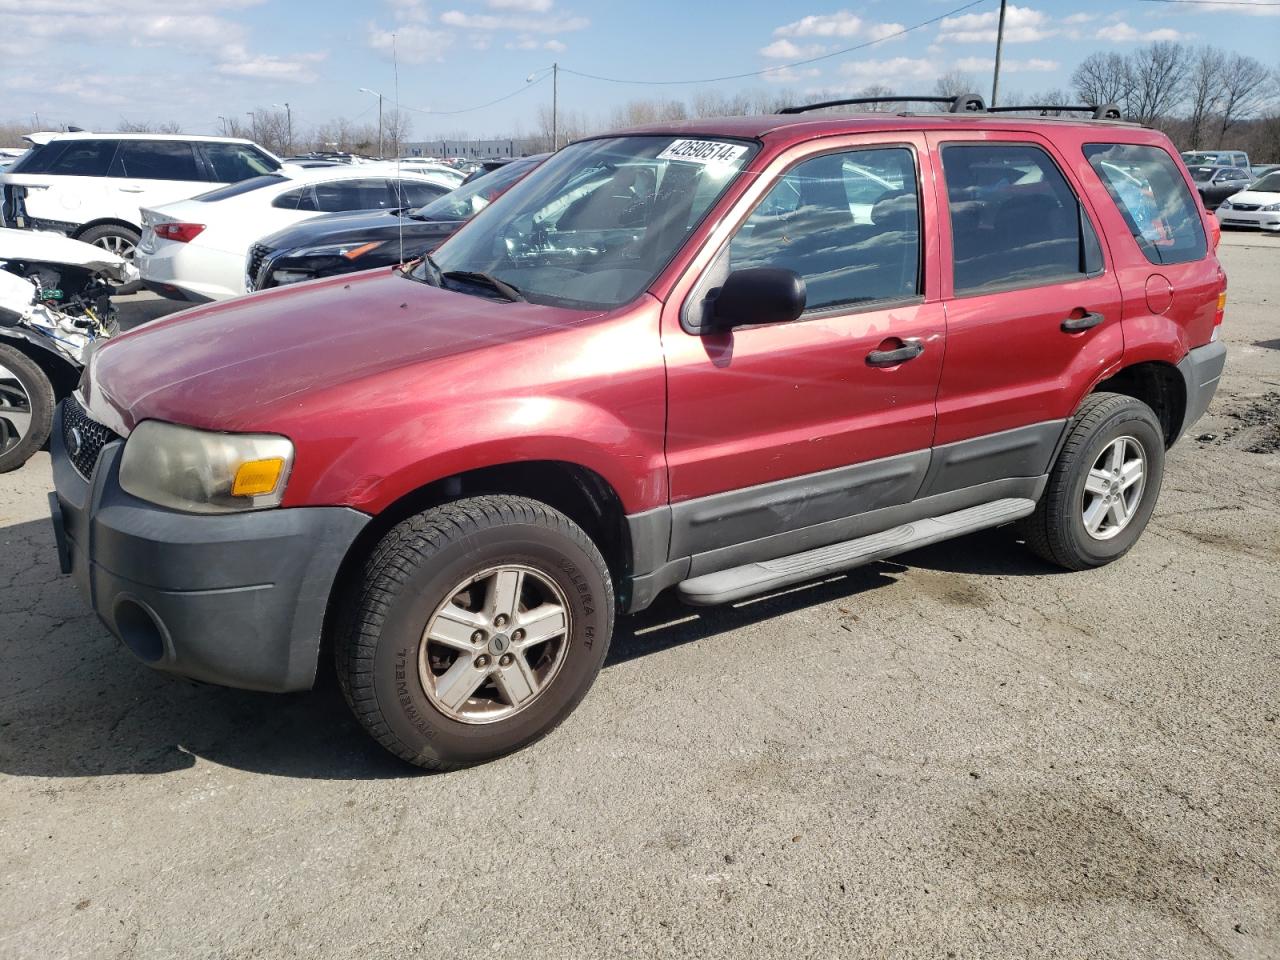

{"left": 991, "top": 0, "right": 1008, "bottom": 107}
{"left": 552, "top": 62, "right": 559, "bottom": 151}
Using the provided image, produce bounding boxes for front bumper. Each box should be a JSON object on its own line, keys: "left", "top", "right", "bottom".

{"left": 1176, "top": 340, "right": 1228, "bottom": 440}
{"left": 49, "top": 405, "right": 369, "bottom": 692}
{"left": 1217, "top": 208, "right": 1280, "bottom": 231}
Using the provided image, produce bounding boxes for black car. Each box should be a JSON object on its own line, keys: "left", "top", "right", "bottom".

{"left": 1187, "top": 164, "right": 1253, "bottom": 210}
{"left": 247, "top": 154, "right": 546, "bottom": 291}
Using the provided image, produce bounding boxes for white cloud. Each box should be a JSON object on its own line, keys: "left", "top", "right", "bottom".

{"left": 488, "top": 0, "right": 554, "bottom": 9}
{"left": 1062, "top": 12, "right": 1096, "bottom": 24}
{"left": 761, "top": 66, "right": 822, "bottom": 84}
{"left": 759, "top": 38, "right": 826, "bottom": 59}
{"left": 1099, "top": 22, "right": 1185, "bottom": 41}
{"left": 368, "top": 22, "right": 454, "bottom": 63}
{"left": 775, "top": 10, "right": 862, "bottom": 38}
{"left": 937, "top": 5, "right": 1054, "bottom": 43}
{"left": 866, "top": 22, "right": 906, "bottom": 41}
{"left": 216, "top": 48, "right": 327, "bottom": 82}
{"left": 439, "top": 9, "right": 588, "bottom": 32}
{"left": 838, "top": 56, "right": 934, "bottom": 82}
{"left": 955, "top": 55, "right": 1058, "bottom": 72}
{"left": 544, "top": 38, "right": 567, "bottom": 52}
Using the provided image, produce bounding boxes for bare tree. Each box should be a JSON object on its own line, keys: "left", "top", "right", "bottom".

{"left": 934, "top": 69, "right": 978, "bottom": 108}
{"left": 1072, "top": 52, "right": 1132, "bottom": 109}
{"left": 1217, "top": 53, "right": 1272, "bottom": 145}
{"left": 116, "top": 119, "right": 183, "bottom": 133}
{"left": 382, "top": 108, "right": 413, "bottom": 158}
{"left": 1186, "top": 46, "right": 1226, "bottom": 149}
{"left": 857, "top": 84, "right": 897, "bottom": 112}
{"left": 1124, "top": 42, "right": 1187, "bottom": 126}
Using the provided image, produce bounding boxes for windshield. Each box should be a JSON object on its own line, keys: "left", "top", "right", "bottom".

{"left": 415, "top": 135, "right": 758, "bottom": 309}
{"left": 192, "top": 174, "right": 287, "bottom": 201}
{"left": 1188, "top": 167, "right": 1216, "bottom": 183}
{"left": 1250, "top": 172, "right": 1280, "bottom": 193}
{"left": 410, "top": 158, "right": 536, "bottom": 222}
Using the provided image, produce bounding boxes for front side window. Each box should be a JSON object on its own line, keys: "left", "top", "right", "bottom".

{"left": 391, "top": 180, "right": 448, "bottom": 208}
{"left": 728, "top": 146, "right": 920, "bottom": 311}
{"left": 418, "top": 135, "right": 758, "bottom": 309}
{"left": 1084, "top": 143, "right": 1207, "bottom": 266}
{"left": 202, "top": 142, "right": 279, "bottom": 182}
{"left": 942, "top": 143, "right": 1102, "bottom": 292}
{"left": 109, "top": 141, "right": 202, "bottom": 181}
{"left": 1251, "top": 172, "right": 1280, "bottom": 193}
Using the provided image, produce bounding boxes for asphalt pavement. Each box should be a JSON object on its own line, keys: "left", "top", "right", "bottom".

{"left": 1, "top": 231, "right": 1277, "bottom": 959}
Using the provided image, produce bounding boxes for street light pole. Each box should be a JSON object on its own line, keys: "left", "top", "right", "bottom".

{"left": 246, "top": 111, "right": 256, "bottom": 142}
{"left": 273, "top": 102, "right": 292, "bottom": 153}
{"left": 217, "top": 115, "right": 228, "bottom": 136}
{"left": 359, "top": 88, "right": 385, "bottom": 157}
{"left": 552, "top": 61, "right": 559, "bottom": 152}
{"left": 991, "top": 0, "right": 1008, "bottom": 107}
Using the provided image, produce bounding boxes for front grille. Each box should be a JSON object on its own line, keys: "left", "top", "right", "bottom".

{"left": 246, "top": 243, "right": 271, "bottom": 292}
{"left": 62, "top": 395, "right": 120, "bottom": 480}
{"left": 1230, "top": 203, "right": 1259, "bottom": 212}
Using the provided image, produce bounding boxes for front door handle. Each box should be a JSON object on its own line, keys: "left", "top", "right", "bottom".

{"left": 118, "top": 185, "right": 145, "bottom": 194}
{"left": 1061, "top": 311, "right": 1104, "bottom": 332}
{"left": 866, "top": 338, "right": 924, "bottom": 367}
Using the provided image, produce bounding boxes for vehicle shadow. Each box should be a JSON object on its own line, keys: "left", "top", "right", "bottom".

{"left": 0, "top": 514, "right": 1039, "bottom": 782}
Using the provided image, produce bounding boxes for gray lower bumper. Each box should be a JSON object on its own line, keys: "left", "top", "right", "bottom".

{"left": 49, "top": 407, "right": 369, "bottom": 692}
{"left": 1177, "top": 340, "right": 1227, "bottom": 440}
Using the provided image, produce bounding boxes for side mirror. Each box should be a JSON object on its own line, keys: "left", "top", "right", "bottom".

{"left": 708, "top": 267, "right": 806, "bottom": 331}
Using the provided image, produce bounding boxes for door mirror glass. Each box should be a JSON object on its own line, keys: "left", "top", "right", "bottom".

{"left": 709, "top": 267, "right": 806, "bottom": 331}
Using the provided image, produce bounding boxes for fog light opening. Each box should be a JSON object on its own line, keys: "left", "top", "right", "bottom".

{"left": 113, "top": 598, "right": 167, "bottom": 663}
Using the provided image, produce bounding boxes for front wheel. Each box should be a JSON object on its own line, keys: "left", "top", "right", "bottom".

{"left": 336, "top": 495, "right": 615, "bottom": 770}
{"left": 0, "top": 344, "right": 55, "bottom": 473}
{"left": 1020, "top": 392, "right": 1165, "bottom": 570}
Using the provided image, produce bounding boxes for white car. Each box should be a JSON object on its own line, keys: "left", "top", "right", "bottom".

{"left": 1216, "top": 170, "right": 1280, "bottom": 232}
{"left": 135, "top": 166, "right": 453, "bottom": 302}
{"left": 381, "top": 160, "right": 465, "bottom": 187}
{"left": 0, "top": 133, "right": 285, "bottom": 292}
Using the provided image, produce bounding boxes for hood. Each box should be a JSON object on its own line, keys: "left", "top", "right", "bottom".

{"left": 0, "top": 227, "right": 138, "bottom": 283}
{"left": 258, "top": 208, "right": 462, "bottom": 253}
{"left": 84, "top": 266, "right": 601, "bottom": 434}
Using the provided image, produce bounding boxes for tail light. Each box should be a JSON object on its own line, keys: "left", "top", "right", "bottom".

{"left": 1214, "top": 268, "right": 1226, "bottom": 330}
{"left": 1205, "top": 211, "right": 1221, "bottom": 251}
{"left": 154, "top": 222, "right": 206, "bottom": 243}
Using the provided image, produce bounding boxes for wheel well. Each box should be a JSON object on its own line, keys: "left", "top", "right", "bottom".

{"left": 319, "top": 461, "right": 632, "bottom": 667}
{"left": 72, "top": 218, "right": 141, "bottom": 240}
{"left": 1093, "top": 361, "right": 1185, "bottom": 447}
{"left": 0, "top": 337, "right": 78, "bottom": 399}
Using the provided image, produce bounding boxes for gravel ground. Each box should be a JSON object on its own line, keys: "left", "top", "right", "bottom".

{"left": 1, "top": 233, "right": 1277, "bottom": 960}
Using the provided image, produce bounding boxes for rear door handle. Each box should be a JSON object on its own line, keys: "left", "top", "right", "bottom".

{"left": 118, "top": 185, "right": 145, "bottom": 194}
{"left": 1061, "top": 311, "right": 1104, "bottom": 332}
{"left": 866, "top": 338, "right": 924, "bottom": 367}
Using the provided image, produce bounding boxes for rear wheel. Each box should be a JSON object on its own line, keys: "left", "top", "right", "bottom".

{"left": 77, "top": 224, "right": 141, "bottom": 294}
{"left": 1020, "top": 392, "right": 1165, "bottom": 570}
{"left": 336, "top": 495, "right": 614, "bottom": 770}
{"left": 0, "top": 344, "right": 54, "bottom": 473}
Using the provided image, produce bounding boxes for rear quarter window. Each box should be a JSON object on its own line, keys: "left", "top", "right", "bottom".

{"left": 1084, "top": 143, "right": 1207, "bottom": 266}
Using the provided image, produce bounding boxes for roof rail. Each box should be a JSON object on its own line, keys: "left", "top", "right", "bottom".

{"left": 778, "top": 93, "right": 986, "bottom": 115}
{"left": 984, "top": 103, "right": 1123, "bottom": 121}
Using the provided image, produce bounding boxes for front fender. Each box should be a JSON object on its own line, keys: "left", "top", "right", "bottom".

{"left": 0, "top": 326, "right": 82, "bottom": 383}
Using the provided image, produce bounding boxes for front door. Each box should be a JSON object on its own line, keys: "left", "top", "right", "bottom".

{"left": 662, "top": 136, "right": 946, "bottom": 560}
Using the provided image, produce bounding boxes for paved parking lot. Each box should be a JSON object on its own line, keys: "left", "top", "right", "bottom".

{"left": 1, "top": 232, "right": 1277, "bottom": 959}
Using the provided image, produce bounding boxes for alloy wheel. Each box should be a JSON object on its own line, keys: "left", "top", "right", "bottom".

{"left": 0, "top": 362, "right": 32, "bottom": 454}
{"left": 1082, "top": 435, "right": 1146, "bottom": 541}
{"left": 418, "top": 564, "right": 571, "bottom": 724}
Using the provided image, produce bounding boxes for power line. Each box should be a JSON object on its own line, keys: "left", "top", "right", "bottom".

{"left": 1139, "top": 0, "right": 1280, "bottom": 5}
{"left": 391, "top": 73, "right": 549, "bottom": 116}
{"left": 558, "top": 0, "right": 991, "bottom": 86}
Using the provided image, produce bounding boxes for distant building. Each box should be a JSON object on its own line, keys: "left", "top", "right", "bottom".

{"left": 403, "top": 138, "right": 541, "bottom": 159}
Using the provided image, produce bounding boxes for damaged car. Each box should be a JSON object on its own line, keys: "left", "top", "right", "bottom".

{"left": 0, "top": 228, "right": 132, "bottom": 471}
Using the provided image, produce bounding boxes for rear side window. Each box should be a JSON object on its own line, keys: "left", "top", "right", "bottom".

{"left": 193, "top": 174, "right": 287, "bottom": 202}
{"left": 44, "top": 140, "right": 117, "bottom": 176}
{"left": 202, "top": 142, "right": 280, "bottom": 182}
{"left": 1084, "top": 144, "right": 1207, "bottom": 266}
{"left": 109, "top": 141, "right": 202, "bottom": 181}
{"left": 729, "top": 146, "right": 920, "bottom": 310}
{"left": 273, "top": 178, "right": 396, "bottom": 212}
{"left": 390, "top": 179, "right": 449, "bottom": 208}
{"left": 941, "top": 143, "right": 1103, "bottom": 293}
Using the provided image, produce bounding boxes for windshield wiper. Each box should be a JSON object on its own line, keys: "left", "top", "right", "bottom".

{"left": 401, "top": 252, "right": 442, "bottom": 285}
{"left": 441, "top": 270, "right": 525, "bottom": 302}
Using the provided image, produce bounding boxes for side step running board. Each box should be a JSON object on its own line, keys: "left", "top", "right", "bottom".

{"left": 676, "top": 498, "right": 1036, "bottom": 606}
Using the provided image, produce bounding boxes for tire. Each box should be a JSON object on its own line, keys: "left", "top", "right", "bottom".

{"left": 77, "top": 224, "right": 142, "bottom": 295}
{"left": 1020, "top": 392, "right": 1165, "bottom": 570}
{"left": 0, "top": 343, "right": 55, "bottom": 473}
{"left": 336, "top": 495, "right": 615, "bottom": 770}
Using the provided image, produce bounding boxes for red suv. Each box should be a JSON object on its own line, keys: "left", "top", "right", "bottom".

{"left": 49, "top": 99, "right": 1227, "bottom": 769}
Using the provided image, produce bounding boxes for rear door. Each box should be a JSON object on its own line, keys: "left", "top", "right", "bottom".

{"left": 923, "top": 132, "right": 1124, "bottom": 492}
{"left": 3, "top": 138, "right": 118, "bottom": 228}
{"left": 106, "top": 141, "right": 209, "bottom": 224}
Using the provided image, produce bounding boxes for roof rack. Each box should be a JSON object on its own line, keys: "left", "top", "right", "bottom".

{"left": 779, "top": 93, "right": 986, "bottom": 115}
{"left": 984, "top": 103, "right": 1122, "bottom": 121}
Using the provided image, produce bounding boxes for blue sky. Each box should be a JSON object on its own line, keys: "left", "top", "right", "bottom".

{"left": 1, "top": 0, "right": 1276, "bottom": 139}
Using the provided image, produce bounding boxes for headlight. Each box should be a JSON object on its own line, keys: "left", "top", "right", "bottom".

{"left": 119, "top": 421, "right": 294, "bottom": 513}
{"left": 1262, "top": 202, "right": 1280, "bottom": 212}
{"left": 291, "top": 240, "right": 386, "bottom": 260}
{"left": 271, "top": 269, "right": 313, "bottom": 286}
{"left": 1218, "top": 200, "right": 1232, "bottom": 210}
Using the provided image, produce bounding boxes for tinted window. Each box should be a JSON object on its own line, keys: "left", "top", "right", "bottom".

{"left": 1251, "top": 173, "right": 1280, "bottom": 193}
{"left": 109, "top": 141, "right": 202, "bottom": 181}
{"left": 413, "top": 158, "right": 536, "bottom": 221}
{"left": 193, "top": 174, "right": 287, "bottom": 202}
{"left": 273, "top": 178, "right": 396, "bottom": 212}
{"left": 390, "top": 180, "right": 449, "bottom": 208}
{"left": 730, "top": 147, "right": 920, "bottom": 310}
{"left": 44, "top": 139, "right": 117, "bottom": 176}
{"left": 1085, "top": 143, "right": 1207, "bottom": 266}
{"left": 202, "top": 142, "right": 279, "bottom": 182}
{"left": 1189, "top": 167, "right": 1215, "bottom": 183}
{"left": 942, "top": 143, "right": 1101, "bottom": 292}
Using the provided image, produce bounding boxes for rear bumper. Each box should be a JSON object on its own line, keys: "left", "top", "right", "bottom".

{"left": 140, "top": 278, "right": 212, "bottom": 303}
{"left": 1177, "top": 340, "right": 1227, "bottom": 440}
{"left": 49, "top": 405, "right": 369, "bottom": 692}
